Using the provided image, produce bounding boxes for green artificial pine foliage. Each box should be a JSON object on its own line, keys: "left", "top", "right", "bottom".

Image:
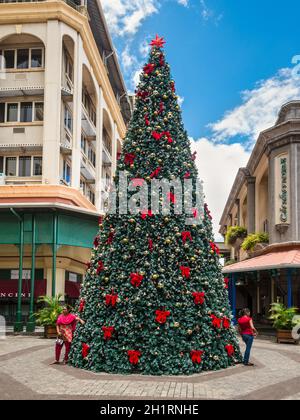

{"left": 69, "top": 35, "right": 242, "bottom": 375}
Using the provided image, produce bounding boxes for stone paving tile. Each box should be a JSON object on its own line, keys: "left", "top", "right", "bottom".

{"left": 0, "top": 336, "right": 299, "bottom": 400}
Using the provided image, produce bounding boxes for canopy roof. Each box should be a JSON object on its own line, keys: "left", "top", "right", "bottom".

{"left": 223, "top": 245, "right": 300, "bottom": 274}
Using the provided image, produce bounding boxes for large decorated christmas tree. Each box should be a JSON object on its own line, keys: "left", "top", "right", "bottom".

{"left": 69, "top": 36, "right": 241, "bottom": 375}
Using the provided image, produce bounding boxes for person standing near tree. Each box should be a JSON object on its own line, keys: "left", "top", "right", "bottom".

{"left": 50, "top": 305, "right": 85, "bottom": 365}
{"left": 238, "top": 308, "right": 258, "bottom": 366}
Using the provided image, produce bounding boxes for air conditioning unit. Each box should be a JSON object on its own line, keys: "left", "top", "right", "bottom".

{"left": 0, "top": 173, "right": 6, "bottom": 185}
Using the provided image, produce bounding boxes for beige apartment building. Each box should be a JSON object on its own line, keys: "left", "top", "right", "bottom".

{"left": 220, "top": 101, "right": 300, "bottom": 324}
{"left": 0, "top": 0, "right": 131, "bottom": 330}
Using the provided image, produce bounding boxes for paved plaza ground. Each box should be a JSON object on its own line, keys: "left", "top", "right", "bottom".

{"left": 0, "top": 335, "right": 299, "bottom": 400}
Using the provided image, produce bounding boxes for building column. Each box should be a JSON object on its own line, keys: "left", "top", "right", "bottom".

{"left": 256, "top": 271, "right": 260, "bottom": 315}
{"left": 229, "top": 273, "right": 237, "bottom": 325}
{"left": 13, "top": 212, "right": 24, "bottom": 332}
{"left": 71, "top": 34, "right": 83, "bottom": 189}
{"left": 112, "top": 122, "right": 118, "bottom": 175}
{"left": 26, "top": 214, "right": 36, "bottom": 332}
{"left": 247, "top": 176, "right": 256, "bottom": 233}
{"left": 42, "top": 20, "right": 63, "bottom": 185}
{"left": 287, "top": 268, "right": 293, "bottom": 308}
{"left": 52, "top": 213, "right": 58, "bottom": 297}
{"left": 95, "top": 86, "right": 104, "bottom": 212}
{"left": 46, "top": 268, "right": 65, "bottom": 300}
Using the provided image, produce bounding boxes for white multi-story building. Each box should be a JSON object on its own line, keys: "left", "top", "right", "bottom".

{"left": 0, "top": 0, "right": 132, "bottom": 330}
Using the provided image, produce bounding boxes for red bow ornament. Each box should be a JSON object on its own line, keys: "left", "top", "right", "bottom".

{"left": 224, "top": 277, "right": 229, "bottom": 289}
{"left": 204, "top": 203, "right": 212, "bottom": 220}
{"left": 93, "top": 236, "right": 99, "bottom": 248}
{"left": 127, "top": 350, "right": 141, "bottom": 365}
{"left": 130, "top": 273, "right": 144, "bottom": 287}
{"left": 184, "top": 172, "right": 191, "bottom": 179}
{"left": 211, "top": 315, "right": 222, "bottom": 329}
{"left": 180, "top": 266, "right": 191, "bottom": 279}
{"left": 105, "top": 293, "right": 118, "bottom": 307}
{"left": 96, "top": 260, "right": 105, "bottom": 274}
{"left": 159, "top": 53, "right": 165, "bottom": 67}
{"left": 181, "top": 231, "right": 192, "bottom": 243}
{"left": 102, "top": 326, "right": 115, "bottom": 340}
{"left": 140, "top": 209, "right": 154, "bottom": 220}
{"left": 152, "top": 131, "right": 162, "bottom": 141}
{"left": 82, "top": 343, "right": 90, "bottom": 359}
{"left": 137, "top": 90, "right": 149, "bottom": 100}
{"left": 159, "top": 102, "right": 164, "bottom": 114}
{"left": 106, "top": 232, "right": 114, "bottom": 244}
{"left": 143, "top": 63, "right": 155, "bottom": 74}
{"left": 79, "top": 299, "right": 85, "bottom": 313}
{"left": 155, "top": 310, "right": 171, "bottom": 324}
{"left": 124, "top": 153, "right": 136, "bottom": 166}
{"left": 190, "top": 350, "right": 204, "bottom": 364}
{"left": 225, "top": 344, "right": 235, "bottom": 357}
{"left": 192, "top": 292, "right": 205, "bottom": 305}
{"left": 210, "top": 242, "right": 220, "bottom": 255}
{"left": 170, "top": 81, "right": 176, "bottom": 92}
{"left": 223, "top": 317, "right": 231, "bottom": 329}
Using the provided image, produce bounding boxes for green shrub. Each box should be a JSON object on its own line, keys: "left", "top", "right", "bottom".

{"left": 225, "top": 226, "right": 247, "bottom": 245}
{"left": 241, "top": 232, "right": 269, "bottom": 251}
{"left": 269, "top": 303, "right": 299, "bottom": 330}
{"left": 35, "top": 294, "right": 63, "bottom": 327}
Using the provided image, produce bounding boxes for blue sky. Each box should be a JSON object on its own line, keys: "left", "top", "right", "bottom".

{"left": 101, "top": 0, "right": 300, "bottom": 236}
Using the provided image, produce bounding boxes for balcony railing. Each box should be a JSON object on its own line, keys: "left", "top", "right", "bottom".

{"left": 0, "top": 0, "right": 86, "bottom": 13}
{"left": 103, "top": 133, "right": 112, "bottom": 156}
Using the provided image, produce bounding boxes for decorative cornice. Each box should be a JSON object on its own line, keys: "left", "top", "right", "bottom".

{"left": 0, "top": 1, "right": 126, "bottom": 138}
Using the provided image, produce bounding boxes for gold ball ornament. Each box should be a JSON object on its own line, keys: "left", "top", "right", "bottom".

{"left": 152, "top": 274, "right": 159, "bottom": 280}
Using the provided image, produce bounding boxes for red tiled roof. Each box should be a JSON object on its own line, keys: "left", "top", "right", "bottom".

{"left": 223, "top": 249, "right": 300, "bottom": 273}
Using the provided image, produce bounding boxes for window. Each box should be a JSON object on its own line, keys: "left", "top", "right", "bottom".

{"left": 34, "top": 102, "right": 44, "bottom": 121}
{"left": 81, "top": 134, "right": 87, "bottom": 154}
{"left": 0, "top": 48, "right": 43, "bottom": 70}
{"left": 0, "top": 103, "right": 4, "bottom": 123}
{"left": 7, "top": 103, "right": 18, "bottom": 122}
{"left": 5, "top": 157, "right": 16, "bottom": 176}
{"left": 3, "top": 156, "right": 42, "bottom": 177}
{"left": 0, "top": 102, "right": 44, "bottom": 123}
{"left": 64, "top": 106, "right": 72, "bottom": 132}
{"left": 19, "top": 156, "right": 31, "bottom": 177}
{"left": 17, "top": 49, "right": 29, "bottom": 69}
{"left": 31, "top": 49, "right": 42, "bottom": 68}
{"left": 63, "top": 160, "right": 71, "bottom": 184}
{"left": 33, "top": 157, "right": 42, "bottom": 176}
{"left": 3, "top": 50, "right": 14, "bottom": 69}
{"left": 0, "top": 157, "right": 3, "bottom": 174}
{"left": 20, "top": 102, "right": 33, "bottom": 123}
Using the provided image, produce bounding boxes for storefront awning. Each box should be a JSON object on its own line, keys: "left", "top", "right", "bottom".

{"left": 223, "top": 248, "right": 300, "bottom": 274}
{"left": 0, "top": 279, "right": 46, "bottom": 299}
{"left": 65, "top": 281, "right": 81, "bottom": 299}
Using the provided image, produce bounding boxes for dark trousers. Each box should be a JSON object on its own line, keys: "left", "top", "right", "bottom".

{"left": 242, "top": 334, "right": 254, "bottom": 364}
{"left": 55, "top": 341, "right": 71, "bottom": 362}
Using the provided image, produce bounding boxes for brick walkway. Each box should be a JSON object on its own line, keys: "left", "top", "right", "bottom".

{"left": 0, "top": 336, "right": 299, "bottom": 400}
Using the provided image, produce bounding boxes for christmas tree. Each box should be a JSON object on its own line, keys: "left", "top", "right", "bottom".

{"left": 69, "top": 35, "right": 241, "bottom": 375}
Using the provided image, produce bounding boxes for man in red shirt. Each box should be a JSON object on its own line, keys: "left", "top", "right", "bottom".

{"left": 238, "top": 308, "right": 258, "bottom": 366}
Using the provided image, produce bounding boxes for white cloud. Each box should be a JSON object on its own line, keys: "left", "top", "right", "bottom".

{"left": 121, "top": 45, "right": 138, "bottom": 70}
{"left": 101, "top": 0, "right": 158, "bottom": 36}
{"left": 191, "top": 138, "right": 250, "bottom": 240}
{"left": 210, "top": 68, "right": 300, "bottom": 146}
{"left": 200, "top": 0, "right": 223, "bottom": 25}
{"left": 178, "top": 96, "right": 185, "bottom": 106}
{"left": 177, "top": 0, "right": 189, "bottom": 6}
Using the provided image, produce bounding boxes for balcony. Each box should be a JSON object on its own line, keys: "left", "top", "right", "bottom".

{"left": 81, "top": 105, "right": 96, "bottom": 138}
{"left": 80, "top": 154, "right": 95, "bottom": 183}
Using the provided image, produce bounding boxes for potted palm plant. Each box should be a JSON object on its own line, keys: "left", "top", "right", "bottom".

{"left": 269, "top": 303, "right": 299, "bottom": 344}
{"left": 35, "top": 294, "right": 63, "bottom": 338}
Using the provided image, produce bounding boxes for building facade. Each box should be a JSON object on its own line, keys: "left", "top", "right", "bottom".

{"left": 220, "top": 101, "right": 300, "bottom": 323}
{"left": 0, "top": 0, "right": 131, "bottom": 330}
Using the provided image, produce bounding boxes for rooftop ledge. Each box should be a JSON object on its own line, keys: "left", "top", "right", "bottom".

{"left": 0, "top": 184, "right": 97, "bottom": 214}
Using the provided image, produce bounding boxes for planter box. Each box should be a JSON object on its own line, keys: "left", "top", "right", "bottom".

{"left": 44, "top": 325, "right": 57, "bottom": 339}
{"left": 276, "top": 329, "right": 299, "bottom": 344}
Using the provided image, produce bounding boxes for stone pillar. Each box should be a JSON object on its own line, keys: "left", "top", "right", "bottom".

{"left": 112, "top": 122, "right": 118, "bottom": 175}
{"left": 71, "top": 34, "right": 83, "bottom": 189}
{"left": 247, "top": 176, "right": 256, "bottom": 233}
{"left": 95, "top": 86, "right": 104, "bottom": 212}
{"left": 43, "top": 20, "right": 62, "bottom": 185}
{"left": 235, "top": 198, "right": 240, "bottom": 225}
